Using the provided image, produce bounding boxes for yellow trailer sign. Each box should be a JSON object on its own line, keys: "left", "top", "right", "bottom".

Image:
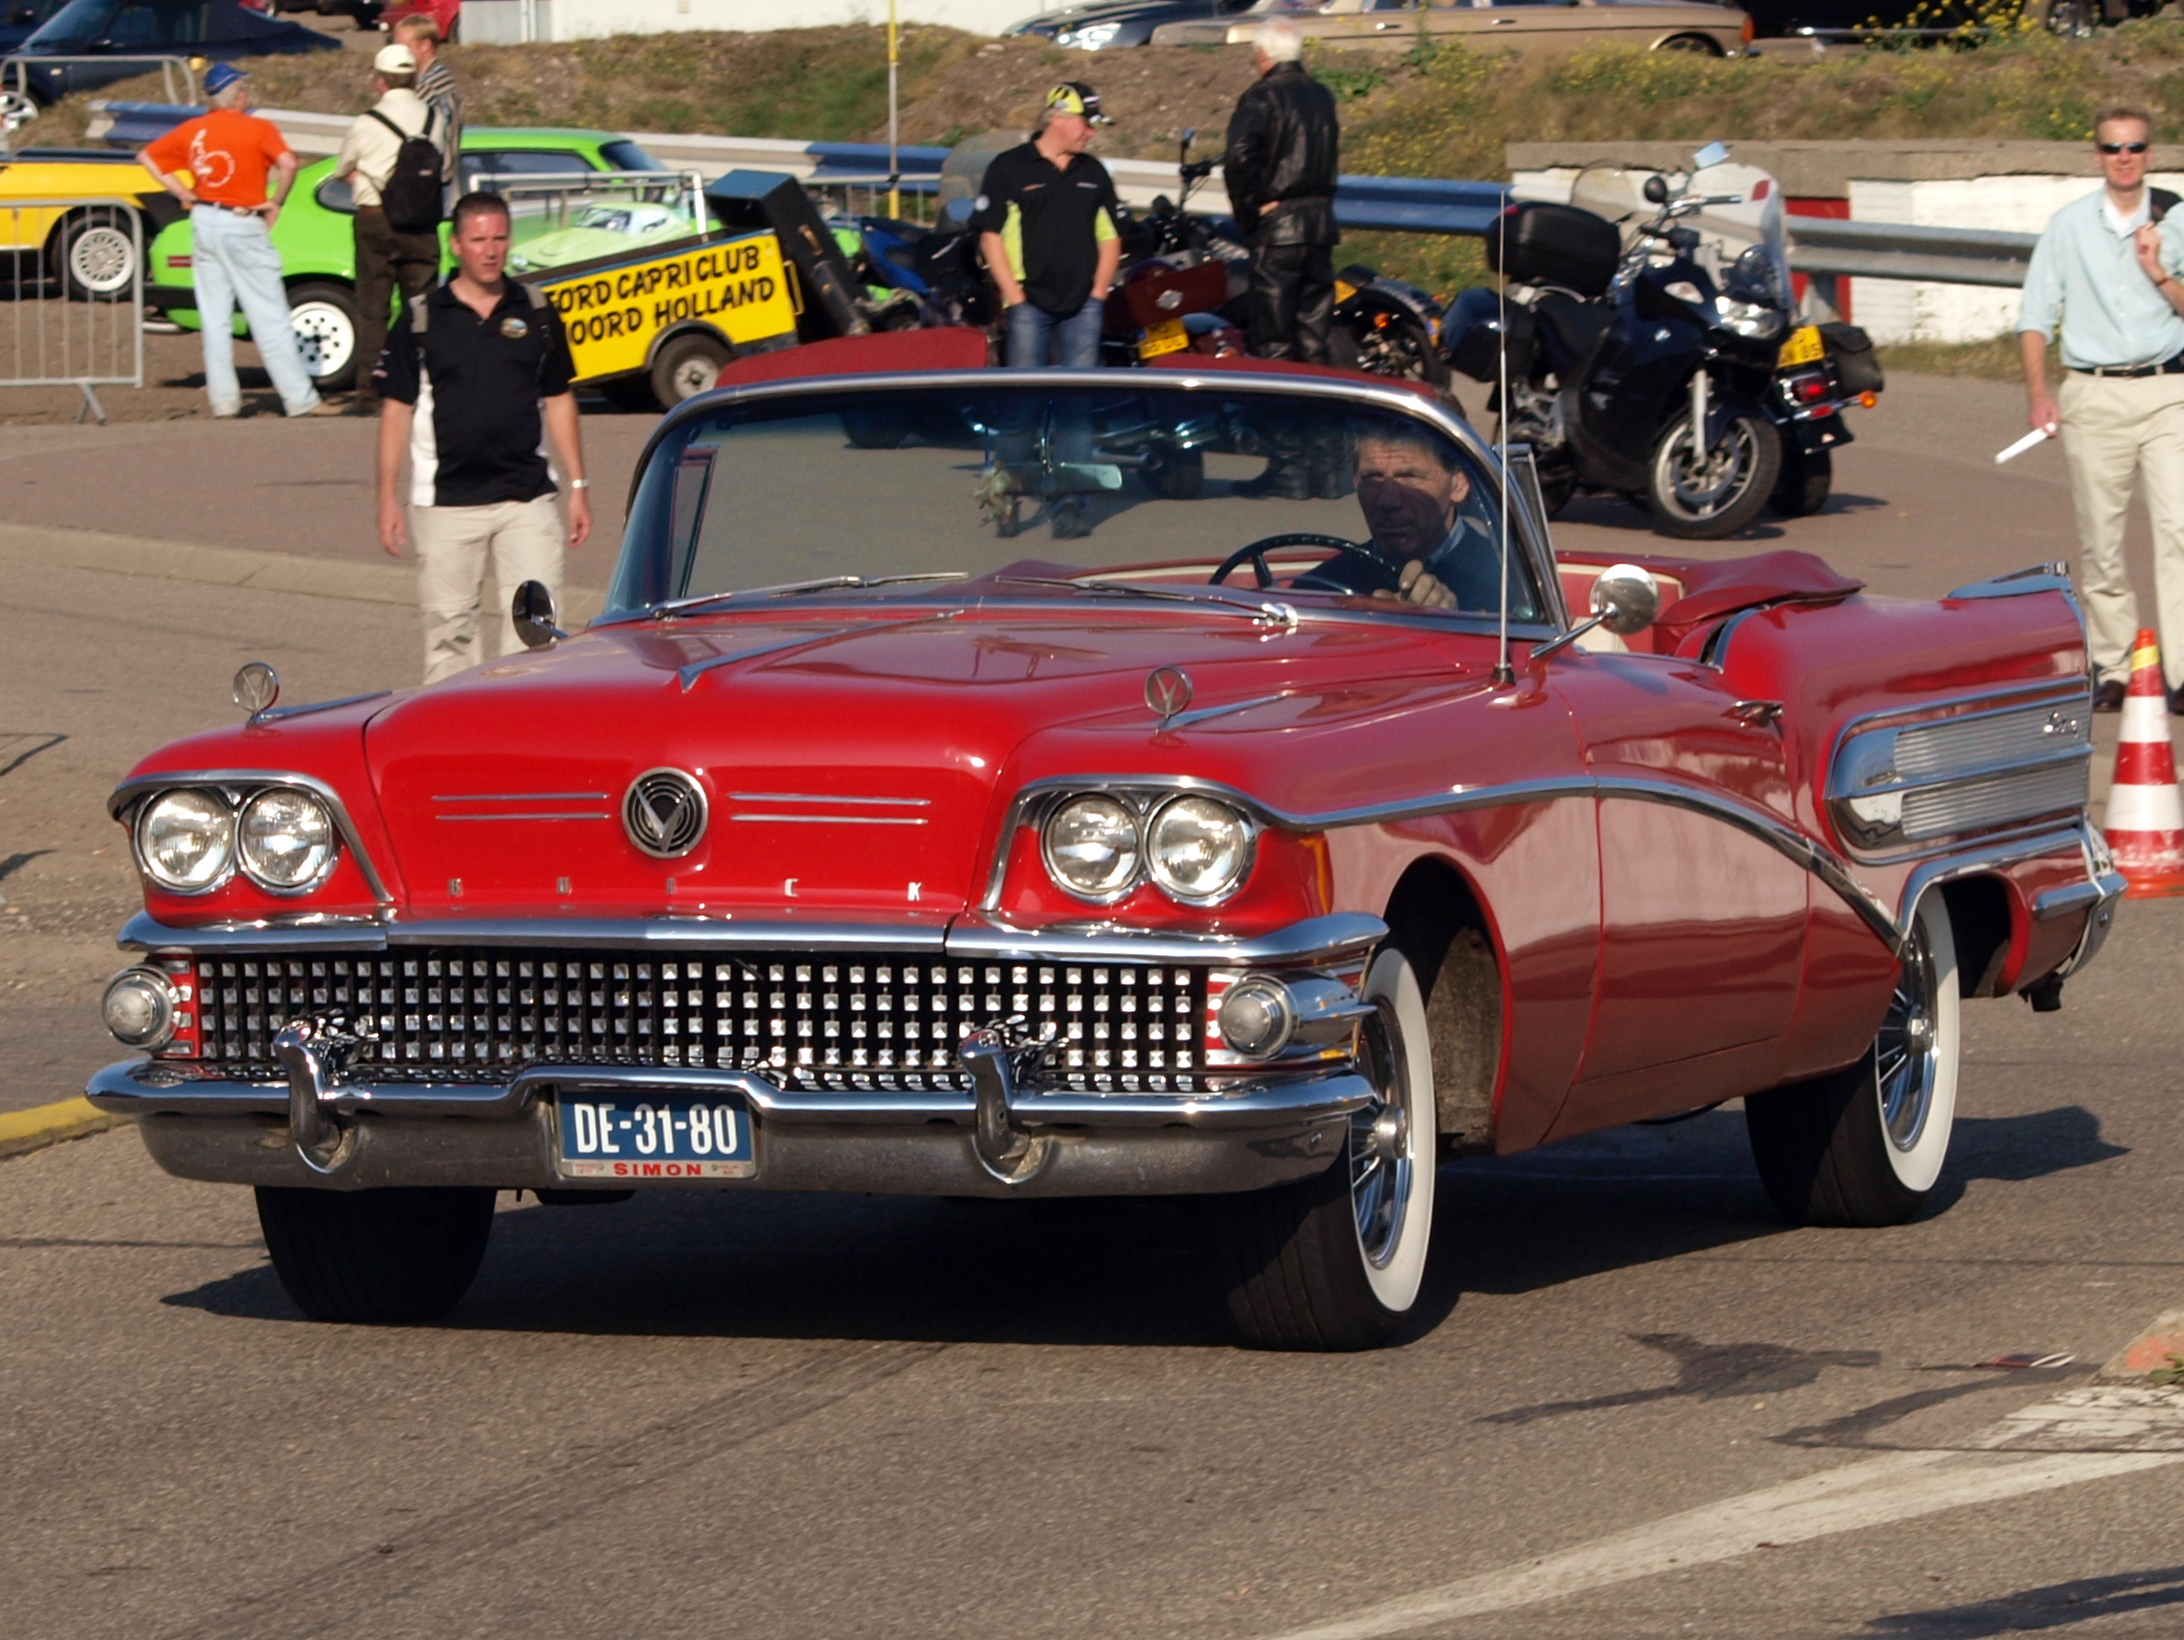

{"left": 532, "top": 229, "right": 801, "bottom": 383}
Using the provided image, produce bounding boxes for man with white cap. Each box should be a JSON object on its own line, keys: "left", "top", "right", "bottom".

{"left": 335, "top": 42, "right": 446, "bottom": 412}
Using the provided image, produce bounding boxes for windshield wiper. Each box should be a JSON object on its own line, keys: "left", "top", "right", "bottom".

{"left": 650, "top": 572, "right": 969, "bottom": 619}
{"left": 997, "top": 576, "right": 1301, "bottom": 626}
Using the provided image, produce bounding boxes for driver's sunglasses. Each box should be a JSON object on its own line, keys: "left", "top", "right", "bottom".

{"left": 2100, "top": 141, "right": 2151, "bottom": 154}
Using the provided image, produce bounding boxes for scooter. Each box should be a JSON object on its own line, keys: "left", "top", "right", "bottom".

{"left": 1444, "top": 141, "right": 1881, "bottom": 538}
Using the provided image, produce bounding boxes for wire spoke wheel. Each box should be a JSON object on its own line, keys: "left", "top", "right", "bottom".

{"left": 1876, "top": 920, "right": 1941, "bottom": 1155}
{"left": 1349, "top": 1004, "right": 1414, "bottom": 1270}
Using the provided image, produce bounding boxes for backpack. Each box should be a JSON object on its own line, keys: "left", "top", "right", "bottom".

{"left": 2156, "top": 188, "right": 2180, "bottom": 224}
{"left": 368, "top": 107, "right": 444, "bottom": 234}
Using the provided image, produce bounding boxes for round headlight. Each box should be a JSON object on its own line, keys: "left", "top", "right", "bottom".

{"left": 1146, "top": 796, "right": 1252, "bottom": 902}
{"left": 238, "top": 787, "right": 337, "bottom": 890}
{"left": 1041, "top": 795, "right": 1142, "bottom": 900}
{"left": 1218, "top": 976, "right": 1294, "bottom": 1059}
{"left": 135, "top": 789, "right": 233, "bottom": 893}
{"left": 102, "top": 966, "right": 176, "bottom": 1049}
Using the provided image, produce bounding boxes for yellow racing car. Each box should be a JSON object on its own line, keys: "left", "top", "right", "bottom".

{"left": 0, "top": 145, "right": 178, "bottom": 299}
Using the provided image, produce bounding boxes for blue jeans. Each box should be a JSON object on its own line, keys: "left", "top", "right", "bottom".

{"left": 191, "top": 205, "right": 321, "bottom": 416}
{"left": 1005, "top": 297, "right": 1104, "bottom": 368}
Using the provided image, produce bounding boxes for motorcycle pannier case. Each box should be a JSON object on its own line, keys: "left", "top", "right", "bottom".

{"left": 1486, "top": 203, "right": 1621, "bottom": 299}
{"left": 1819, "top": 322, "right": 1884, "bottom": 396}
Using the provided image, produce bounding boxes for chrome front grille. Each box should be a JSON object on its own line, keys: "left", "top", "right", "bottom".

{"left": 187, "top": 948, "right": 1210, "bottom": 1094}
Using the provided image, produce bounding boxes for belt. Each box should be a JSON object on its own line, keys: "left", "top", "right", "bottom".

{"left": 2071, "top": 353, "right": 2184, "bottom": 378}
{"left": 195, "top": 203, "right": 263, "bottom": 217}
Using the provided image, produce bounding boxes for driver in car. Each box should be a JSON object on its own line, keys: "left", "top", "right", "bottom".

{"left": 1349, "top": 427, "right": 1499, "bottom": 612}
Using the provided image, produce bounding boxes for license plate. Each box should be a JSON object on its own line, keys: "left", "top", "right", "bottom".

{"left": 554, "top": 1093, "right": 756, "bottom": 1180}
{"left": 1139, "top": 317, "right": 1190, "bottom": 359}
{"left": 1778, "top": 325, "right": 1825, "bottom": 367}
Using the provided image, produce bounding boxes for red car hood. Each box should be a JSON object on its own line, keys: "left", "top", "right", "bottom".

{"left": 361, "top": 604, "right": 1456, "bottom": 920}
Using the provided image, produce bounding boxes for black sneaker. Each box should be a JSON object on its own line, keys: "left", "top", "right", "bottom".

{"left": 1050, "top": 496, "right": 1094, "bottom": 540}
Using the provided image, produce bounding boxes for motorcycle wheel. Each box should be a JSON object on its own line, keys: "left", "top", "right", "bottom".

{"left": 1141, "top": 444, "right": 1205, "bottom": 500}
{"left": 1330, "top": 314, "right": 1450, "bottom": 391}
{"left": 1644, "top": 408, "right": 1781, "bottom": 541}
{"left": 1769, "top": 447, "right": 1832, "bottom": 519}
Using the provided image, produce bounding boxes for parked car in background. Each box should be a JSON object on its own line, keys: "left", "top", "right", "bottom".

{"left": 0, "top": 0, "right": 71, "bottom": 53}
{"left": 146, "top": 126, "right": 666, "bottom": 392}
{"left": 1007, "top": 0, "right": 1258, "bottom": 48}
{"left": 1153, "top": 0, "right": 1752, "bottom": 56}
{"left": 8, "top": 0, "right": 341, "bottom": 104}
{"left": 0, "top": 146, "right": 181, "bottom": 298}
{"left": 377, "top": 0, "right": 457, "bottom": 37}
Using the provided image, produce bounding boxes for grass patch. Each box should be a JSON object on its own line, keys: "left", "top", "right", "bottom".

{"left": 1876, "top": 334, "right": 2032, "bottom": 381}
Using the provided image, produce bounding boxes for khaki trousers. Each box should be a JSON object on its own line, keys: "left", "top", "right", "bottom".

{"left": 412, "top": 496, "right": 565, "bottom": 684}
{"left": 2060, "top": 369, "right": 2184, "bottom": 688}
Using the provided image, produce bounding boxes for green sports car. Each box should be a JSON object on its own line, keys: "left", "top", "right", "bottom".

{"left": 147, "top": 127, "right": 668, "bottom": 392}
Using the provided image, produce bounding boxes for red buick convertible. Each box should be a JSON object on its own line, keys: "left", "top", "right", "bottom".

{"left": 89, "top": 337, "right": 2119, "bottom": 1350}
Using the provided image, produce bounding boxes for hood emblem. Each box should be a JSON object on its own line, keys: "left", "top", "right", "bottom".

{"left": 1145, "top": 665, "right": 1193, "bottom": 721}
{"left": 622, "top": 768, "right": 708, "bottom": 858}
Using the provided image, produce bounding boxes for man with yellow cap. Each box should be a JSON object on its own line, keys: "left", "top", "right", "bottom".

{"left": 971, "top": 83, "right": 1123, "bottom": 372}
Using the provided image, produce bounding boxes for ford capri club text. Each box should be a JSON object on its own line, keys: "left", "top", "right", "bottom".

{"left": 532, "top": 230, "right": 800, "bottom": 384}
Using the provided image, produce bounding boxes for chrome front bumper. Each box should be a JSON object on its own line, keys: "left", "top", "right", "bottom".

{"left": 92, "top": 1057, "right": 1373, "bottom": 1197}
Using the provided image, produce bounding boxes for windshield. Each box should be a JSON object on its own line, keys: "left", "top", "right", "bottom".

{"left": 25, "top": 0, "right": 117, "bottom": 43}
{"left": 600, "top": 139, "right": 668, "bottom": 173}
{"left": 607, "top": 381, "right": 1547, "bottom": 625}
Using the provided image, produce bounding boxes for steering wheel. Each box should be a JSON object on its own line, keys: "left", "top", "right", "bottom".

{"left": 1210, "top": 533, "right": 1402, "bottom": 598}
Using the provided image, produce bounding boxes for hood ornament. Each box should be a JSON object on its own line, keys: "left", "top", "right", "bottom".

{"left": 622, "top": 768, "right": 709, "bottom": 858}
{"left": 1145, "top": 665, "right": 1193, "bottom": 723}
{"left": 233, "top": 661, "right": 280, "bottom": 722}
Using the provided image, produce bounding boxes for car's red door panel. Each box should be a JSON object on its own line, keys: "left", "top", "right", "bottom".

{"left": 1549, "top": 652, "right": 1810, "bottom": 1088}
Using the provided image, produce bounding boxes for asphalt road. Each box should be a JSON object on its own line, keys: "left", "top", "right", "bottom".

{"left": 2, "top": 372, "right": 2182, "bottom": 1637}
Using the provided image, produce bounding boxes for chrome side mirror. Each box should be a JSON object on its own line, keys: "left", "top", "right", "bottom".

{"left": 1531, "top": 563, "right": 1661, "bottom": 662}
{"left": 1591, "top": 562, "right": 1661, "bottom": 635}
{"left": 1693, "top": 140, "right": 1730, "bottom": 171}
{"left": 511, "top": 580, "right": 567, "bottom": 650}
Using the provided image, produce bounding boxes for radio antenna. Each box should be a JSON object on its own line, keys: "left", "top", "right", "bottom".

{"left": 1491, "top": 195, "right": 1515, "bottom": 688}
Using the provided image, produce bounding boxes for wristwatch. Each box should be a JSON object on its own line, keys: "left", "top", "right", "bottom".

{"left": 568, "top": 479, "right": 590, "bottom": 490}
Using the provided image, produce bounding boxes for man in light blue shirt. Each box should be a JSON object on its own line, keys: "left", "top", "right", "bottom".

{"left": 2020, "top": 105, "right": 2184, "bottom": 708}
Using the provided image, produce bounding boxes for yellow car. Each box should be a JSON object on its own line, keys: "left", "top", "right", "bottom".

{"left": 0, "top": 146, "right": 177, "bottom": 299}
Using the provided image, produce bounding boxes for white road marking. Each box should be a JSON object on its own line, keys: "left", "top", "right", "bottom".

{"left": 1263, "top": 1386, "right": 2184, "bottom": 1640}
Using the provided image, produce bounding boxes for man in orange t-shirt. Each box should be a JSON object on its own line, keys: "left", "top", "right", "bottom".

{"left": 139, "top": 63, "right": 334, "bottom": 418}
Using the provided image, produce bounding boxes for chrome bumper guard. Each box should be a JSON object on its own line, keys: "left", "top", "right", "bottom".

{"left": 91, "top": 910, "right": 1389, "bottom": 1196}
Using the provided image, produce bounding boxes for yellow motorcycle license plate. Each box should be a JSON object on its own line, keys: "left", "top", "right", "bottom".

{"left": 1139, "top": 318, "right": 1190, "bottom": 360}
{"left": 1778, "top": 325, "right": 1825, "bottom": 368}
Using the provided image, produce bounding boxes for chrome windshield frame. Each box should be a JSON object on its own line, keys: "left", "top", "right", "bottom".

{"left": 609, "top": 366, "right": 1573, "bottom": 635}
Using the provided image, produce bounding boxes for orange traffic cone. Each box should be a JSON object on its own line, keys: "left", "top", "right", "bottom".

{"left": 2104, "top": 629, "right": 2184, "bottom": 898}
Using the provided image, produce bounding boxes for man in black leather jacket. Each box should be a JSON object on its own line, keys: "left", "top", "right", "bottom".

{"left": 1223, "top": 18, "right": 1340, "bottom": 367}
{"left": 1220, "top": 18, "right": 1342, "bottom": 498}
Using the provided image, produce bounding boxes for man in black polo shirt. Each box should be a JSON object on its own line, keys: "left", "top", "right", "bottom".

{"left": 972, "top": 83, "right": 1122, "bottom": 370}
{"left": 372, "top": 192, "right": 593, "bottom": 684}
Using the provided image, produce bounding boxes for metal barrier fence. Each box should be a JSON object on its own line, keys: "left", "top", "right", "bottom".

{"left": 1, "top": 54, "right": 198, "bottom": 113}
{"left": 0, "top": 196, "right": 142, "bottom": 423}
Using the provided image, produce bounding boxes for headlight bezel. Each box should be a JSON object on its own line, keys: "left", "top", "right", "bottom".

{"left": 1144, "top": 793, "right": 1257, "bottom": 906}
{"left": 102, "top": 965, "right": 179, "bottom": 1049}
{"left": 129, "top": 780, "right": 345, "bottom": 898}
{"left": 1039, "top": 793, "right": 1144, "bottom": 904}
{"left": 237, "top": 786, "right": 340, "bottom": 894}
{"left": 133, "top": 787, "right": 238, "bottom": 895}
{"left": 1035, "top": 786, "right": 1259, "bottom": 908}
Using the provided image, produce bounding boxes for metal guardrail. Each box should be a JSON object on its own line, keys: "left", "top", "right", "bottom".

{"left": 3, "top": 54, "right": 197, "bottom": 111}
{"left": 75, "top": 99, "right": 2054, "bottom": 293}
{"left": 1784, "top": 216, "right": 2037, "bottom": 289}
{"left": 0, "top": 196, "right": 143, "bottom": 423}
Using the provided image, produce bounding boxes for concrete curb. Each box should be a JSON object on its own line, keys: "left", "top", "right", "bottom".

{"left": 0, "top": 521, "right": 607, "bottom": 621}
{"left": 0, "top": 1096, "right": 121, "bottom": 1162}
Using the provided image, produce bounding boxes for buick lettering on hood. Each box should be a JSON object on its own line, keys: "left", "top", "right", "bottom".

{"left": 91, "top": 333, "right": 2120, "bottom": 1349}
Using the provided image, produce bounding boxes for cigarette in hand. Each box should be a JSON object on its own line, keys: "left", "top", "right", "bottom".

{"left": 1995, "top": 428, "right": 2051, "bottom": 465}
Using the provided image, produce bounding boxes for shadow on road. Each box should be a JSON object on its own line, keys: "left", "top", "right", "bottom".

{"left": 1856, "top": 1564, "right": 2184, "bottom": 1636}
{"left": 152, "top": 1103, "right": 2127, "bottom": 1345}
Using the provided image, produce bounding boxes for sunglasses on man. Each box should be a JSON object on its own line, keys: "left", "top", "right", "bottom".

{"left": 2099, "top": 141, "right": 2151, "bottom": 154}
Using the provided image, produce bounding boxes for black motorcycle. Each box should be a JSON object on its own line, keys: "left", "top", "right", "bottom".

{"left": 1446, "top": 172, "right": 1880, "bottom": 539}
